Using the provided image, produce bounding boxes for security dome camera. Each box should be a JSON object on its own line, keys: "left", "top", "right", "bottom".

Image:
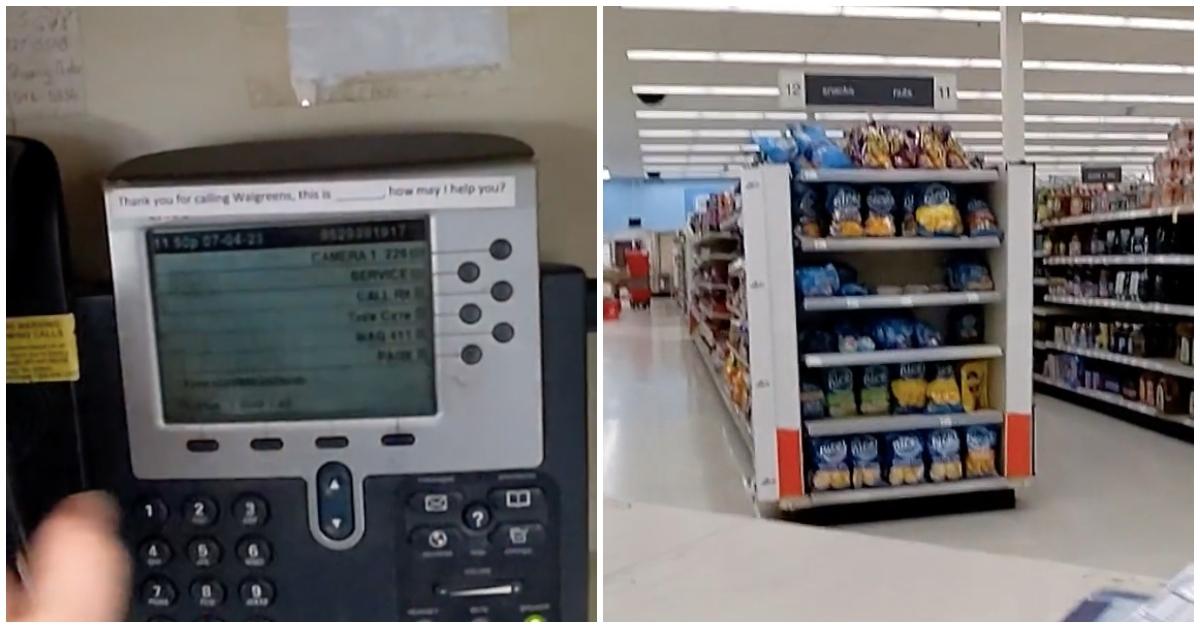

{"left": 636, "top": 92, "right": 666, "bottom": 106}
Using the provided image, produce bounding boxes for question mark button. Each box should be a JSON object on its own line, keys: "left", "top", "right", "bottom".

{"left": 462, "top": 503, "right": 493, "bottom": 531}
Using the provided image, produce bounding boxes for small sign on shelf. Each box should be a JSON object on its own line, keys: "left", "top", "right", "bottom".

{"left": 1081, "top": 166, "right": 1122, "bottom": 184}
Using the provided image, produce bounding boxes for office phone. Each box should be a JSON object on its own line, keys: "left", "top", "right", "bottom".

{"left": 10, "top": 134, "right": 589, "bottom": 621}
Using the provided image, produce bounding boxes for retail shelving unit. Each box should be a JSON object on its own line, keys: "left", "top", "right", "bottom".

{"left": 728, "top": 163, "right": 1034, "bottom": 514}
{"left": 1033, "top": 193, "right": 1194, "bottom": 431}
{"left": 683, "top": 192, "right": 754, "bottom": 456}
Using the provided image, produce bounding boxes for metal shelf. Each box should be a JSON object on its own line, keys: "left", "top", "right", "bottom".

{"left": 1043, "top": 295, "right": 1193, "bottom": 317}
{"left": 804, "top": 477, "right": 1020, "bottom": 507}
{"left": 1032, "top": 277, "right": 1048, "bottom": 287}
{"left": 692, "top": 334, "right": 753, "bottom": 453}
{"left": 801, "top": 291, "right": 1000, "bottom": 312}
{"left": 1043, "top": 254, "right": 1193, "bottom": 266}
{"left": 1033, "top": 374, "right": 1193, "bottom": 427}
{"left": 694, "top": 280, "right": 731, "bottom": 291}
{"left": 798, "top": 236, "right": 1001, "bottom": 253}
{"left": 806, "top": 411, "right": 1003, "bottom": 437}
{"left": 1033, "top": 250, "right": 1045, "bottom": 259}
{"left": 803, "top": 344, "right": 1003, "bottom": 368}
{"left": 1036, "top": 205, "right": 1193, "bottom": 228}
{"left": 1033, "top": 305, "right": 1075, "bottom": 316}
{"left": 1034, "top": 341, "right": 1193, "bottom": 378}
{"left": 794, "top": 168, "right": 1000, "bottom": 184}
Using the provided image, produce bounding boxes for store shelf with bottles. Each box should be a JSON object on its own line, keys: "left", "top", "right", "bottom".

{"left": 730, "top": 148, "right": 1033, "bottom": 515}
{"left": 1030, "top": 123, "right": 1194, "bottom": 434}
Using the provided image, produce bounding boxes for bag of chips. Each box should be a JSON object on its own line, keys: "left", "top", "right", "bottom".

{"left": 926, "top": 363, "right": 965, "bottom": 413}
{"left": 964, "top": 425, "right": 998, "bottom": 477}
{"left": 964, "top": 198, "right": 1002, "bottom": 237}
{"left": 792, "top": 181, "right": 822, "bottom": 238}
{"left": 825, "top": 367, "right": 858, "bottom": 417}
{"left": 910, "top": 183, "right": 962, "bottom": 237}
{"left": 960, "top": 361, "right": 989, "bottom": 412}
{"left": 891, "top": 362, "right": 927, "bottom": 414}
{"left": 825, "top": 184, "right": 864, "bottom": 237}
{"left": 926, "top": 428, "right": 963, "bottom": 482}
{"left": 885, "top": 432, "right": 926, "bottom": 486}
{"left": 810, "top": 436, "right": 851, "bottom": 491}
{"left": 864, "top": 186, "right": 897, "bottom": 237}
{"left": 860, "top": 365, "right": 891, "bottom": 414}
{"left": 851, "top": 435, "right": 886, "bottom": 488}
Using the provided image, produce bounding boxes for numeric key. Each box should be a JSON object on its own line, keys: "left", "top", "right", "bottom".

{"left": 134, "top": 497, "right": 169, "bottom": 525}
{"left": 190, "top": 578, "right": 226, "bottom": 608}
{"left": 139, "top": 538, "right": 173, "bottom": 568}
{"left": 142, "top": 577, "right": 177, "bottom": 608}
{"left": 187, "top": 538, "right": 222, "bottom": 568}
{"left": 233, "top": 495, "right": 268, "bottom": 527}
{"left": 183, "top": 496, "right": 218, "bottom": 527}
{"left": 236, "top": 537, "right": 272, "bottom": 568}
{"left": 239, "top": 578, "right": 275, "bottom": 608}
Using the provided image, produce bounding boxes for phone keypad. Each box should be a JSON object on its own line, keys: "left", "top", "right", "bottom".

{"left": 129, "top": 493, "right": 278, "bottom": 621}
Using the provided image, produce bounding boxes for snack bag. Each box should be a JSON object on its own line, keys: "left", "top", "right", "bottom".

{"left": 825, "top": 367, "right": 858, "bottom": 417}
{"left": 945, "top": 259, "right": 995, "bottom": 291}
{"left": 864, "top": 186, "right": 897, "bottom": 237}
{"left": 891, "top": 362, "right": 927, "bottom": 414}
{"left": 800, "top": 382, "right": 827, "bottom": 418}
{"left": 890, "top": 127, "right": 919, "bottom": 169}
{"left": 960, "top": 361, "right": 989, "bottom": 412}
{"left": 885, "top": 432, "right": 926, "bottom": 486}
{"left": 914, "top": 321, "right": 943, "bottom": 348}
{"left": 917, "top": 125, "right": 948, "bottom": 169}
{"left": 859, "top": 365, "right": 891, "bottom": 415}
{"left": 926, "top": 363, "right": 964, "bottom": 413}
{"left": 926, "top": 428, "right": 963, "bottom": 482}
{"left": 964, "top": 425, "right": 998, "bottom": 478}
{"left": 869, "top": 317, "right": 915, "bottom": 350}
{"left": 850, "top": 435, "right": 886, "bottom": 488}
{"left": 792, "top": 181, "right": 823, "bottom": 238}
{"left": 964, "top": 198, "right": 1002, "bottom": 237}
{"left": 940, "top": 126, "right": 971, "bottom": 169}
{"left": 835, "top": 323, "right": 861, "bottom": 353}
{"left": 911, "top": 183, "right": 962, "bottom": 237}
{"left": 948, "top": 306, "right": 984, "bottom": 345}
{"left": 753, "top": 132, "right": 798, "bottom": 163}
{"left": 897, "top": 185, "right": 920, "bottom": 236}
{"left": 790, "top": 123, "right": 854, "bottom": 169}
{"left": 825, "top": 184, "right": 864, "bottom": 237}
{"left": 861, "top": 123, "right": 893, "bottom": 169}
{"left": 796, "top": 264, "right": 840, "bottom": 297}
{"left": 810, "top": 436, "right": 851, "bottom": 491}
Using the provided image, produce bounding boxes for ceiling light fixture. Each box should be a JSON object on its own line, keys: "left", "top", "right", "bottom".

{"left": 626, "top": 49, "right": 1194, "bottom": 74}
{"left": 620, "top": 6, "right": 1193, "bottom": 31}
{"left": 963, "top": 144, "right": 1165, "bottom": 154}
{"left": 640, "top": 143, "right": 757, "bottom": 153}
{"left": 641, "top": 154, "right": 756, "bottom": 164}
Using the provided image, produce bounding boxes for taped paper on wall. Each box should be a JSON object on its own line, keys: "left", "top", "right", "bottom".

{"left": 287, "top": 7, "right": 509, "bottom": 104}
{"left": 6, "top": 7, "right": 86, "bottom": 118}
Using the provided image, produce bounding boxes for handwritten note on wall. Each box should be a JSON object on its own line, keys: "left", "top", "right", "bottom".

{"left": 7, "top": 7, "right": 86, "bottom": 118}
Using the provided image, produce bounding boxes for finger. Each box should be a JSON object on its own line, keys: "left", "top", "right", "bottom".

{"left": 24, "top": 491, "right": 130, "bottom": 621}
{"left": 7, "top": 569, "right": 29, "bottom": 620}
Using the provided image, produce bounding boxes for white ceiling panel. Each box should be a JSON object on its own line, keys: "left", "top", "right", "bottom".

{"left": 604, "top": 6, "right": 1195, "bottom": 178}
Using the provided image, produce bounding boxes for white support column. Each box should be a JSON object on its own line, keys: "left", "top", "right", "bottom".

{"left": 1000, "top": 7, "right": 1025, "bottom": 163}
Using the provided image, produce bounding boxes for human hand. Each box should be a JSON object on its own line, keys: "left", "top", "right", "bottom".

{"left": 7, "top": 491, "right": 130, "bottom": 621}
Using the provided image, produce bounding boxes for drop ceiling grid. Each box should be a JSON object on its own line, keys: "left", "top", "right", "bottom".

{"left": 603, "top": 7, "right": 1195, "bottom": 177}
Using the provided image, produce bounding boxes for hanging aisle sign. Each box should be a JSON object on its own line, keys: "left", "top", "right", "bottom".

{"left": 779, "top": 70, "right": 957, "bottom": 111}
{"left": 1081, "top": 166, "right": 1122, "bottom": 184}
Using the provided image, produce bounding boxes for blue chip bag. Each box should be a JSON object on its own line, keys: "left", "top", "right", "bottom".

{"left": 859, "top": 365, "right": 890, "bottom": 414}
{"left": 869, "top": 317, "right": 915, "bottom": 350}
{"left": 885, "top": 432, "right": 926, "bottom": 486}
{"left": 864, "top": 186, "right": 897, "bottom": 237}
{"left": 796, "top": 264, "right": 840, "bottom": 297}
{"left": 964, "top": 425, "right": 999, "bottom": 478}
{"left": 850, "top": 435, "right": 886, "bottom": 488}
{"left": 910, "top": 183, "right": 962, "bottom": 237}
{"left": 789, "top": 123, "right": 854, "bottom": 169}
{"left": 810, "top": 436, "right": 851, "bottom": 491}
{"left": 926, "top": 428, "right": 964, "bottom": 482}
{"left": 891, "top": 362, "right": 927, "bottom": 414}
{"left": 914, "top": 320, "right": 943, "bottom": 348}
{"left": 753, "top": 133, "right": 798, "bottom": 164}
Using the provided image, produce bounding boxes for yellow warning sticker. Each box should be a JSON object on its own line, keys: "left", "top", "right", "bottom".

{"left": 6, "top": 314, "right": 80, "bottom": 383}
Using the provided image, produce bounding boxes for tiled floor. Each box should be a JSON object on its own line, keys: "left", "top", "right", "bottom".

{"left": 602, "top": 298, "right": 1194, "bottom": 579}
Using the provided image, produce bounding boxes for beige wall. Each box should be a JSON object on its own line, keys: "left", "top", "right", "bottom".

{"left": 8, "top": 6, "right": 596, "bottom": 281}
{"left": 9, "top": 6, "right": 598, "bottom": 599}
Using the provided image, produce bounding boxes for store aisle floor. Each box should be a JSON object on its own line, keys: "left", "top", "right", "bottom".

{"left": 603, "top": 298, "right": 1194, "bottom": 579}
